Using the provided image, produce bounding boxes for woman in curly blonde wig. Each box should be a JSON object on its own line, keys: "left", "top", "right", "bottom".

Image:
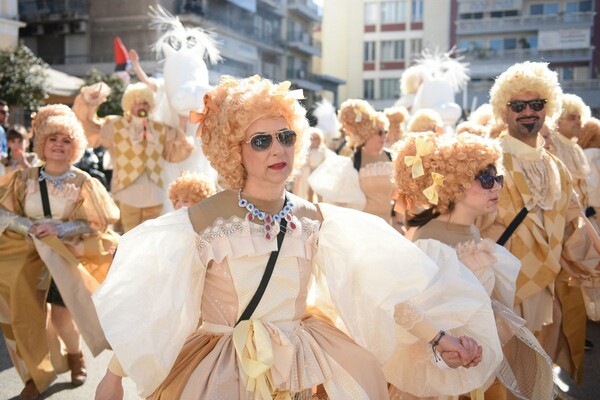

{"left": 168, "top": 170, "right": 216, "bottom": 209}
{"left": 199, "top": 75, "right": 309, "bottom": 189}
{"left": 95, "top": 74, "right": 493, "bottom": 400}
{"left": 406, "top": 108, "right": 444, "bottom": 134}
{"left": 384, "top": 106, "right": 410, "bottom": 146}
{"left": 391, "top": 132, "right": 555, "bottom": 400}
{"left": 33, "top": 105, "right": 88, "bottom": 165}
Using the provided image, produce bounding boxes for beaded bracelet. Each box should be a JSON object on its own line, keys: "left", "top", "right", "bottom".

{"left": 431, "top": 330, "right": 446, "bottom": 362}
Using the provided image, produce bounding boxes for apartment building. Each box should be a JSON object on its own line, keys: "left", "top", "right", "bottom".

{"left": 454, "top": 0, "right": 600, "bottom": 111}
{"left": 320, "top": 0, "right": 452, "bottom": 110}
{"left": 0, "top": 0, "right": 25, "bottom": 51}
{"left": 16, "top": 0, "right": 342, "bottom": 108}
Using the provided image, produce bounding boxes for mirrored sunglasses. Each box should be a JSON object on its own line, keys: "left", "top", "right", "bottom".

{"left": 245, "top": 130, "right": 297, "bottom": 152}
{"left": 507, "top": 99, "right": 546, "bottom": 113}
{"left": 476, "top": 173, "right": 504, "bottom": 189}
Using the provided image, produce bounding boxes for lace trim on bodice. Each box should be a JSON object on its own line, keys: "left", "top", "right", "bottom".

{"left": 195, "top": 214, "right": 321, "bottom": 266}
{"left": 514, "top": 154, "right": 561, "bottom": 210}
{"left": 26, "top": 177, "right": 80, "bottom": 202}
{"left": 358, "top": 160, "right": 393, "bottom": 179}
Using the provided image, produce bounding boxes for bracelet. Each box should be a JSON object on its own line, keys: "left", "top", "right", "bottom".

{"left": 431, "top": 330, "right": 446, "bottom": 362}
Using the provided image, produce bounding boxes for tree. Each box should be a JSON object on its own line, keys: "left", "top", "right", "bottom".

{"left": 82, "top": 68, "right": 127, "bottom": 117}
{"left": 0, "top": 44, "right": 49, "bottom": 111}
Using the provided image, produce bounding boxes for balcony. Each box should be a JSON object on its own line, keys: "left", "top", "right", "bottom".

{"left": 463, "top": 48, "right": 593, "bottom": 72}
{"left": 287, "top": 31, "right": 321, "bottom": 57}
{"left": 286, "top": 69, "right": 323, "bottom": 92}
{"left": 287, "top": 0, "right": 321, "bottom": 22}
{"left": 456, "top": 12, "right": 595, "bottom": 35}
{"left": 19, "top": 0, "right": 89, "bottom": 20}
{"left": 258, "top": 0, "right": 285, "bottom": 16}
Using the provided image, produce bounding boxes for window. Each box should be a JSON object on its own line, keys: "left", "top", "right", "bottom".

{"left": 364, "top": 2, "right": 378, "bottom": 25}
{"left": 411, "top": 38, "right": 422, "bottom": 56}
{"left": 504, "top": 38, "right": 517, "bottom": 50}
{"left": 364, "top": 79, "right": 375, "bottom": 99}
{"left": 489, "top": 39, "right": 503, "bottom": 53}
{"left": 380, "top": 78, "right": 399, "bottom": 99}
{"left": 458, "top": 40, "right": 483, "bottom": 52}
{"left": 381, "top": 1, "right": 406, "bottom": 24}
{"left": 567, "top": 1, "right": 592, "bottom": 12}
{"left": 530, "top": 3, "right": 559, "bottom": 15}
{"left": 364, "top": 41, "right": 376, "bottom": 62}
{"left": 528, "top": 35, "right": 538, "bottom": 49}
{"left": 411, "top": 0, "right": 423, "bottom": 22}
{"left": 381, "top": 40, "right": 405, "bottom": 61}
{"left": 561, "top": 67, "right": 574, "bottom": 81}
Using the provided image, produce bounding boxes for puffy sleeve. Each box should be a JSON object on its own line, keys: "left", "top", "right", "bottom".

{"left": 308, "top": 153, "right": 366, "bottom": 210}
{"left": 92, "top": 209, "right": 206, "bottom": 397}
{"left": 313, "top": 204, "right": 503, "bottom": 397}
{"left": 162, "top": 123, "right": 195, "bottom": 163}
{"left": 71, "top": 175, "right": 120, "bottom": 232}
{"left": 0, "top": 169, "right": 27, "bottom": 216}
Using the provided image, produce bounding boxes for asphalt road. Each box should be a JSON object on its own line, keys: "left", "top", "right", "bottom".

{"left": 1, "top": 321, "right": 599, "bottom": 399}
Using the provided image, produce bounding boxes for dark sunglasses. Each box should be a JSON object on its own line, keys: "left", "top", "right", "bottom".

{"left": 476, "top": 173, "right": 504, "bottom": 189}
{"left": 377, "top": 129, "right": 388, "bottom": 137}
{"left": 245, "top": 130, "right": 297, "bottom": 151}
{"left": 507, "top": 99, "right": 546, "bottom": 113}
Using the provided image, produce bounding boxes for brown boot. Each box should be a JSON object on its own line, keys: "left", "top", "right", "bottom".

{"left": 67, "top": 351, "right": 87, "bottom": 386}
{"left": 20, "top": 380, "right": 40, "bottom": 400}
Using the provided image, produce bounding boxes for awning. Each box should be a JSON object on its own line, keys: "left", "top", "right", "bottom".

{"left": 45, "top": 68, "right": 84, "bottom": 97}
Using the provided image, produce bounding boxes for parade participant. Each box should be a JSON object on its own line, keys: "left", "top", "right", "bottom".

{"left": 479, "top": 61, "right": 600, "bottom": 383}
{"left": 292, "top": 127, "right": 331, "bottom": 201}
{"left": 93, "top": 75, "right": 503, "bottom": 400}
{"left": 579, "top": 117, "right": 600, "bottom": 233}
{"left": 384, "top": 106, "right": 410, "bottom": 146}
{"left": 310, "top": 100, "right": 395, "bottom": 222}
{"left": 395, "top": 65, "right": 423, "bottom": 112}
{"left": 0, "top": 99, "right": 10, "bottom": 157}
{"left": 394, "top": 131, "right": 555, "bottom": 400}
{"left": 168, "top": 170, "right": 216, "bottom": 209}
{"left": 406, "top": 108, "right": 444, "bottom": 135}
{"left": 455, "top": 120, "right": 489, "bottom": 137}
{"left": 96, "top": 82, "right": 194, "bottom": 232}
{"left": 0, "top": 105, "right": 120, "bottom": 399}
{"left": 550, "top": 93, "right": 592, "bottom": 212}
{"left": 1, "top": 126, "right": 40, "bottom": 175}
{"left": 313, "top": 99, "right": 341, "bottom": 151}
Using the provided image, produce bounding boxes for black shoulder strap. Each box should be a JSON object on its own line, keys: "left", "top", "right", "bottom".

{"left": 353, "top": 146, "right": 362, "bottom": 171}
{"left": 38, "top": 166, "right": 53, "bottom": 218}
{"left": 384, "top": 149, "right": 392, "bottom": 161}
{"left": 236, "top": 217, "right": 288, "bottom": 326}
{"left": 497, "top": 206, "right": 528, "bottom": 246}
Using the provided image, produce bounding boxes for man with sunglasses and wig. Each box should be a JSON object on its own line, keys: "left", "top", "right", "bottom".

{"left": 478, "top": 61, "right": 600, "bottom": 386}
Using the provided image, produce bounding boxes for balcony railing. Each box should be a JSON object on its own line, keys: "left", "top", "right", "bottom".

{"left": 456, "top": 11, "right": 595, "bottom": 34}
{"left": 462, "top": 47, "right": 593, "bottom": 64}
{"left": 19, "top": 0, "right": 89, "bottom": 19}
{"left": 202, "top": 10, "right": 285, "bottom": 49}
{"left": 287, "top": 31, "right": 322, "bottom": 55}
{"left": 287, "top": 0, "right": 321, "bottom": 22}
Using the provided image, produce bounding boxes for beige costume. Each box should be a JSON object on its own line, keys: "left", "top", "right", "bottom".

{"left": 0, "top": 167, "right": 119, "bottom": 392}
{"left": 478, "top": 134, "right": 600, "bottom": 382}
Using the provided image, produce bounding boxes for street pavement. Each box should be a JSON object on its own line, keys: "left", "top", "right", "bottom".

{"left": 1, "top": 320, "right": 599, "bottom": 399}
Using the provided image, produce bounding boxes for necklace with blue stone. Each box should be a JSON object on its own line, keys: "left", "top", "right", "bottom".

{"left": 237, "top": 189, "right": 296, "bottom": 240}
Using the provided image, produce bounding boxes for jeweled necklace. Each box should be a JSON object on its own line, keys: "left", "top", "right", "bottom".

{"left": 237, "top": 189, "right": 296, "bottom": 240}
{"left": 39, "top": 166, "right": 76, "bottom": 191}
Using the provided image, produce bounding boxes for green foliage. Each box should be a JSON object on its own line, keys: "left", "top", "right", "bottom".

{"left": 81, "top": 68, "right": 127, "bottom": 117}
{"left": 0, "top": 44, "right": 50, "bottom": 111}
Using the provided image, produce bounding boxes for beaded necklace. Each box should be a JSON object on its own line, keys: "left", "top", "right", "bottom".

{"left": 39, "top": 166, "right": 76, "bottom": 192}
{"left": 237, "top": 190, "right": 296, "bottom": 240}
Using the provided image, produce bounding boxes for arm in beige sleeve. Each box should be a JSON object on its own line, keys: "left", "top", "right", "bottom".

{"left": 99, "top": 120, "right": 116, "bottom": 151}
{"left": 163, "top": 125, "right": 195, "bottom": 163}
{"left": 394, "top": 300, "right": 440, "bottom": 343}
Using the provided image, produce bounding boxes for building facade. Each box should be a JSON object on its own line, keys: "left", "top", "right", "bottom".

{"left": 454, "top": 0, "right": 600, "bottom": 112}
{"left": 16, "top": 0, "right": 342, "bottom": 109}
{"left": 0, "top": 0, "right": 25, "bottom": 51}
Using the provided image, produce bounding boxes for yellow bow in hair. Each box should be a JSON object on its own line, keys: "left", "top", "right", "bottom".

{"left": 404, "top": 137, "right": 434, "bottom": 178}
{"left": 423, "top": 172, "right": 445, "bottom": 205}
{"left": 233, "top": 320, "right": 285, "bottom": 400}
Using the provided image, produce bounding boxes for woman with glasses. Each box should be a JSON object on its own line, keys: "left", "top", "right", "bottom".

{"left": 309, "top": 99, "right": 396, "bottom": 223}
{"left": 93, "top": 75, "right": 503, "bottom": 399}
{"left": 393, "top": 131, "right": 555, "bottom": 400}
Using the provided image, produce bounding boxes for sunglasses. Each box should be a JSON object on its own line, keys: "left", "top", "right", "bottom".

{"left": 476, "top": 173, "right": 504, "bottom": 189}
{"left": 506, "top": 99, "right": 546, "bottom": 113}
{"left": 377, "top": 129, "right": 388, "bottom": 137}
{"left": 245, "top": 130, "right": 297, "bottom": 151}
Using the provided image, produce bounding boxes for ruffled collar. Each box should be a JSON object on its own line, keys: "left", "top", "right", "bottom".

{"left": 501, "top": 134, "right": 545, "bottom": 161}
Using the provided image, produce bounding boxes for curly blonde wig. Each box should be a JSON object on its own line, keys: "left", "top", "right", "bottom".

{"left": 385, "top": 106, "right": 410, "bottom": 143}
{"left": 579, "top": 117, "right": 600, "bottom": 149}
{"left": 169, "top": 171, "right": 217, "bottom": 206}
{"left": 337, "top": 99, "right": 387, "bottom": 148}
{"left": 468, "top": 103, "right": 495, "bottom": 127}
{"left": 400, "top": 65, "right": 423, "bottom": 96}
{"left": 33, "top": 104, "right": 88, "bottom": 165}
{"left": 392, "top": 131, "right": 503, "bottom": 215}
{"left": 196, "top": 75, "right": 310, "bottom": 189}
{"left": 490, "top": 62, "right": 562, "bottom": 124}
{"left": 406, "top": 108, "right": 443, "bottom": 133}
{"left": 455, "top": 121, "right": 489, "bottom": 137}
{"left": 559, "top": 93, "right": 591, "bottom": 122}
{"left": 121, "top": 82, "right": 155, "bottom": 115}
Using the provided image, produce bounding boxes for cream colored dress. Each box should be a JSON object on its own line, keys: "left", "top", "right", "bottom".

{"left": 93, "top": 191, "right": 502, "bottom": 399}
